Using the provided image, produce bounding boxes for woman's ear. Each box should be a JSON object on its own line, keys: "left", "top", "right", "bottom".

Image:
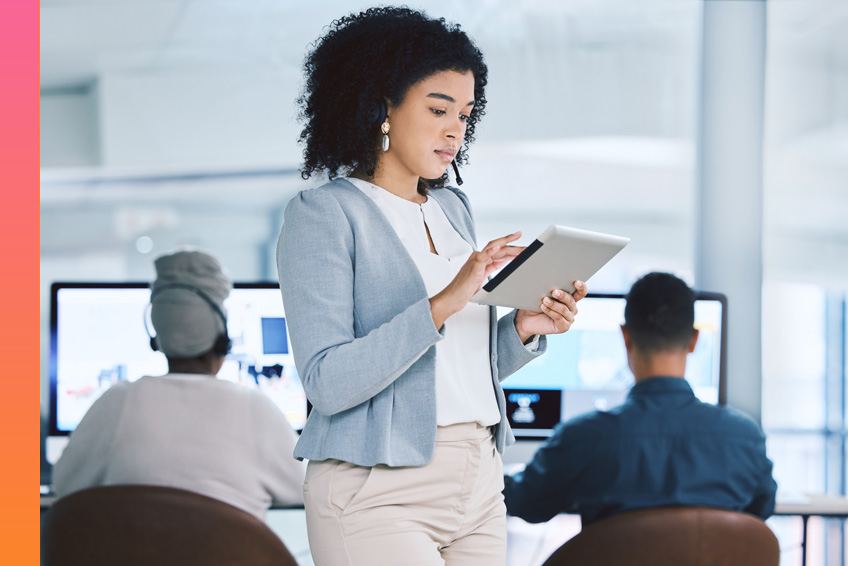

{"left": 371, "top": 99, "right": 388, "bottom": 125}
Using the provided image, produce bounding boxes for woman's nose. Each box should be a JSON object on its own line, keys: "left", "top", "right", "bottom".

{"left": 445, "top": 117, "right": 464, "bottom": 138}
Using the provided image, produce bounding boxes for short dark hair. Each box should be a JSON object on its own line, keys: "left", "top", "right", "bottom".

{"left": 624, "top": 272, "right": 696, "bottom": 353}
{"left": 297, "top": 6, "right": 488, "bottom": 193}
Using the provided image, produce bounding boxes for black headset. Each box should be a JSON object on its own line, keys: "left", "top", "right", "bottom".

{"left": 144, "top": 283, "right": 232, "bottom": 357}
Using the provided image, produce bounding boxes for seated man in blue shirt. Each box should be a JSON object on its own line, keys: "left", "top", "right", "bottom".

{"left": 503, "top": 272, "right": 777, "bottom": 526}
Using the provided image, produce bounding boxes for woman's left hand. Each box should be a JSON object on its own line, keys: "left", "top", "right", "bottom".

{"left": 514, "top": 281, "right": 588, "bottom": 344}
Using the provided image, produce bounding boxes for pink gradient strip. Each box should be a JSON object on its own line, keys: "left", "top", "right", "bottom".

{"left": 0, "top": 0, "right": 40, "bottom": 562}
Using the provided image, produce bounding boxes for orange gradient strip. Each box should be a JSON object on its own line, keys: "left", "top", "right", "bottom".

{"left": 0, "top": 0, "right": 39, "bottom": 563}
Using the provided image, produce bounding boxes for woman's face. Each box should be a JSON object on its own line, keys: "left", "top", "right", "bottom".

{"left": 380, "top": 70, "right": 475, "bottom": 183}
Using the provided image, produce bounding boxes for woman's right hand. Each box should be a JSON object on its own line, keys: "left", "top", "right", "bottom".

{"left": 429, "top": 232, "right": 524, "bottom": 329}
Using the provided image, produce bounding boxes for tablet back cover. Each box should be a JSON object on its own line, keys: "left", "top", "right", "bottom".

{"left": 471, "top": 225, "right": 629, "bottom": 311}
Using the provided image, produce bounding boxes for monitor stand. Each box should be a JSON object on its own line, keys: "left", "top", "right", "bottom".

{"left": 501, "top": 439, "right": 543, "bottom": 467}
{"left": 45, "top": 436, "right": 69, "bottom": 466}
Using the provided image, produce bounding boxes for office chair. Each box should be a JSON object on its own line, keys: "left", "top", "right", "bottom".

{"left": 41, "top": 484, "right": 299, "bottom": 566}
{"left": 542, "top": 506, "right": 780, "bottom": 566}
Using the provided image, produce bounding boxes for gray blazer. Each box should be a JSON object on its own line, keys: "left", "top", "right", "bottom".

{"left": 276, "top": 178, "right": 545, "bottom": 467}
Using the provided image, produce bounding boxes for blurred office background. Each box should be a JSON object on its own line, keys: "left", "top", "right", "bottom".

{"left": 40, "top": 0, "right": 847, "bottom": 563}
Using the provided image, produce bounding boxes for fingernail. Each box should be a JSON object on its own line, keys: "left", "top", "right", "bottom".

{"left": 553, "top": 290, "right": 563, "bottom": 298}
{"left": 543, "top": 297, "right": 552, "bottom": 305}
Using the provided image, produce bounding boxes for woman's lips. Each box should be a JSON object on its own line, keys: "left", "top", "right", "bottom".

{"left": 435, "top": 149, "right": 456, "bottom": 162}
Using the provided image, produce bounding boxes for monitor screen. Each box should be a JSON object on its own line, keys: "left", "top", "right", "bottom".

{"left": 48, "top": 282, "right": 307, "bottom": 436}
{"left": 502, "top": 292, "right": 727, "bottom": 439}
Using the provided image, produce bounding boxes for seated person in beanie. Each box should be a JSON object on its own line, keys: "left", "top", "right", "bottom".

{"left": 53, "top": 248, "right": 305, "bottom": 519}
{"left": 502, "top": 272, "right": 777, "bottom": 526}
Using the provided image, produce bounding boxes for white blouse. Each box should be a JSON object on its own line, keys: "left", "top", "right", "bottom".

{"left": 348, "top": 177, "right": 500, "bottom": 427}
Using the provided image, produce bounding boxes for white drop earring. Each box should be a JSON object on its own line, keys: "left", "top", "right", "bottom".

{"left": 381, "top": 121, "right": 390, "bottom": 152}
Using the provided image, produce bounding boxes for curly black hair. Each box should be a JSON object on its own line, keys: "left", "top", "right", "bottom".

{"left": 297, "top": 6, "right": 488, "bottom": 193}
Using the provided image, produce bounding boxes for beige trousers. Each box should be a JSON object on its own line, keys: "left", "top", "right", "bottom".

{"left": 303, "top": 422, "right": 507, "bottom": 566}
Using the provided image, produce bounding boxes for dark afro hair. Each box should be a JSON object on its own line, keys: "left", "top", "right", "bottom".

{"left": 297, "top": 6, "right": 488, "bottom": 194}
{"left": 624, "top": 272, "right": 696, "bottom": 354}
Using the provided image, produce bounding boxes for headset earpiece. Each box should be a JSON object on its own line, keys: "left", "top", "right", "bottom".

{"left": 212, "top": 332, "right": 232, "bottom": 357}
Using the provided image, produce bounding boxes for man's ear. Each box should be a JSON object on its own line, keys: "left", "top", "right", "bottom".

{"left": 687, "top": 328, "right": 700, "bottom": 354}
{"left": 621, "top": 325, "right": 632, "bottom": 351}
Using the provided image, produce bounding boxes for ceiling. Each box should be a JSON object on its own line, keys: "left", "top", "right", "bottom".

{"left": 39, "top": 0, "right": 711, "bottom": 91}
{"left": 39, "top": 0, "right": 848, "bottom": 285}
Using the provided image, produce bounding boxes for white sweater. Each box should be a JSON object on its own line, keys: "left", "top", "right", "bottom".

{"left": 53, "top": 373, "right": 305, "bottom": 519}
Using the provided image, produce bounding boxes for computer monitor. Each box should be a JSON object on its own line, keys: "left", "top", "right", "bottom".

{"left": 502, "top": 292, "right": 727, "bottom": 439}
{"left": 48, "top": 282, "right": 307, "bottom": 438}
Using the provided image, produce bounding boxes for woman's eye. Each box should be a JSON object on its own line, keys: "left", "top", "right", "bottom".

{"left": 431, "top": 109, "right": 446, "bottom": 116}
{"left": 459, "top": 114, "right": 469, "bottom": 121}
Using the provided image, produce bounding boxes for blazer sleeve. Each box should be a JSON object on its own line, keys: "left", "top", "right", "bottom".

{"left": 496, "top": 309, "right": 546, "bottom": 381}
{"left": 277, "top": 189, "right": 445, "bottom": 416}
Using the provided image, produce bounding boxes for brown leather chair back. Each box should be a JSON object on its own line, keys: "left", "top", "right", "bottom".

{"left": 542, "top": 506, "right": 780, "bottom": 566}
{"left": 41, "top": 484, "right": 299, "bottom": 566}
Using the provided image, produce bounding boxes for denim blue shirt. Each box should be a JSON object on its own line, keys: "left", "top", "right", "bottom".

{"left": 503, "top": 377, "right": 777, "bottom": 526}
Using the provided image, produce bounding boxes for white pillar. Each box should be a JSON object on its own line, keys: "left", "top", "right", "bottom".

{"left": 695, "top": 0, "right": 767, "bottom": 422}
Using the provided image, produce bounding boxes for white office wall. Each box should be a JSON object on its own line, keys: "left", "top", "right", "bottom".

{"left": 838, "top": 71, "right": 848, "bottom": 123}
{"left": 40, "top": 88, "right": 100, "bottom": 168}
{"left": 98, "top": 71, "right": 302, "bottom": 169}
{"left": 763, "top": 0, "right": 848, "bottom": 286}
{"left": 478, "top": 25, "right": 697, "bottom": 141}
{"left": 41, "top": 205, "right": 272, "bottom": 276}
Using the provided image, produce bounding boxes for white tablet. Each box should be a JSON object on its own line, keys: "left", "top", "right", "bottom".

{"left": 471, "top": 225, "right": 630, "bottom": 311}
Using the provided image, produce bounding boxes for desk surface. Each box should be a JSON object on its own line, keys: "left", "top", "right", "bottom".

{"left": 40, "top": 493, "right": 304, "bottom": 511}
{"left": 40, "top": 494, "right": 55, "bottom": 509}
{"left": 774, "top": 494, "right": 848, "bottom": 517}
{"left": 42, "top": 492, "right": 848, "bottom": 517}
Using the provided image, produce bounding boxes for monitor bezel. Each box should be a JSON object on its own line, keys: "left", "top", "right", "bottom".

{"left": 505, "top": 291, "right": 728, "bottom": 440}
{"left": 48, "top": 281, "right": 283, "bottom": 437}
{"left": 48, "top": 286, "right": 728, "bottom": 438}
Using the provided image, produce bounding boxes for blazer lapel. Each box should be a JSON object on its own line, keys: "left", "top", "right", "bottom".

{"left": 429, "top": 188, "right": 476, "bottom": 248}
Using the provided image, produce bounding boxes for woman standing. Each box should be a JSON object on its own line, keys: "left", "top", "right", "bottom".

{"left": 277, "top": 7, "right": 586, "bottom": 565}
